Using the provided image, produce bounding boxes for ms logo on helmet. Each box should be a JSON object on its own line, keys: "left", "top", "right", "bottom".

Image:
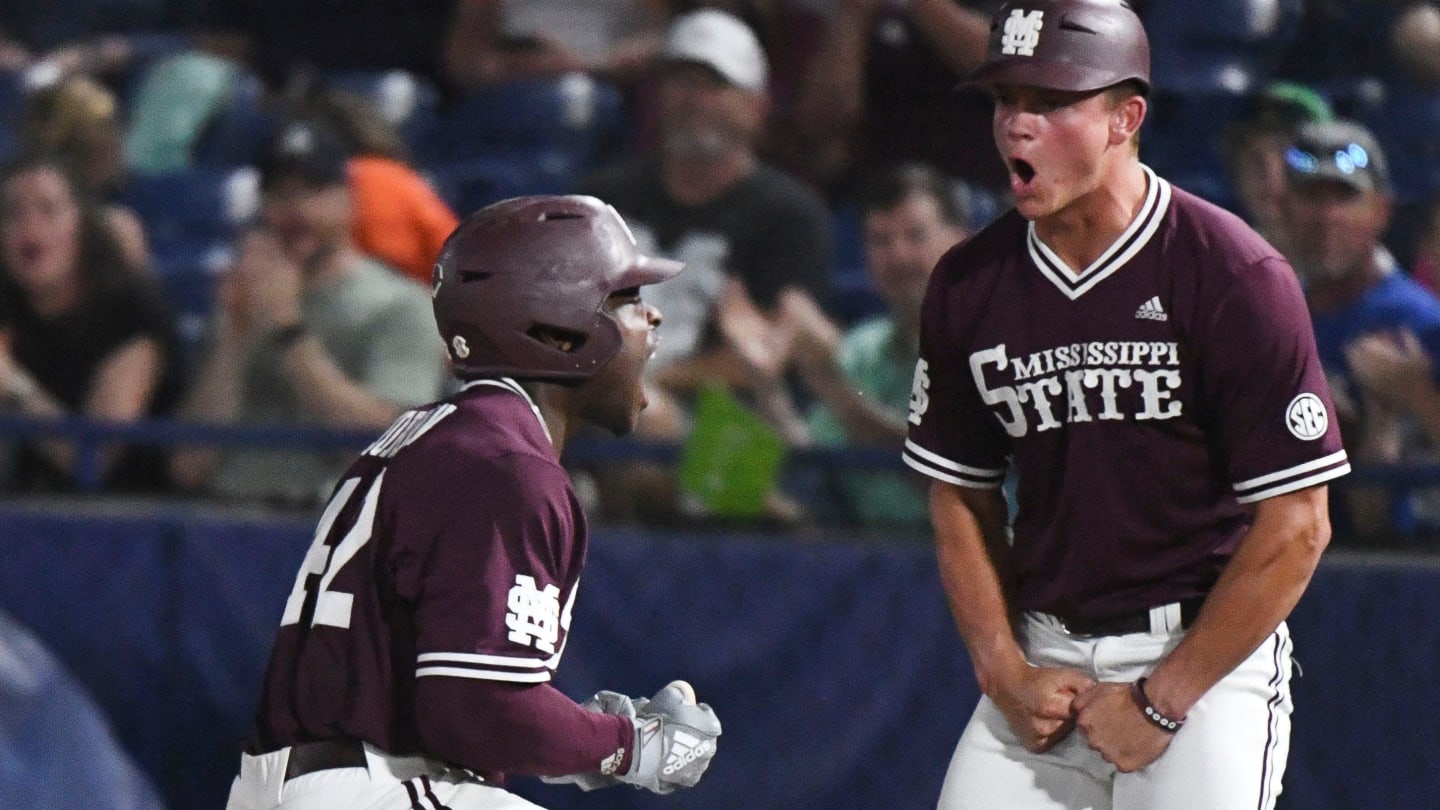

{"left": 1001, "top": 9, "right": 1044, "bottom": 56}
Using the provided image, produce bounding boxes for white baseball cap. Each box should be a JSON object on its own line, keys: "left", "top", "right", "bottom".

{"left": 662, "top": 9, "right": 769, "bottom": 93}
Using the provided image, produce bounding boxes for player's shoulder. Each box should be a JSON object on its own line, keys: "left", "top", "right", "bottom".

{"left": 931, "top": 208, "right": 1028, "bottom": 286}
{"left": 383, "top": 382, "right": 568, "bottom": 488}
{"left": 1163, "top": 183, "right": 1284, "bottom": 275}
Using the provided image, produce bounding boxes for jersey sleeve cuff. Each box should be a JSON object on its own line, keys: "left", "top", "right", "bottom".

{"left": 416, "top": 651, "right": 552, "bottom": 683}
{"left": 1232, "top": 450, "right": 1350, "bottom": 504}
{"left": 902, "top": 439, "right": 1007, "bottom": 489}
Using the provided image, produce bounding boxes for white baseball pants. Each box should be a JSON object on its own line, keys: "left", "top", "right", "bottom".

{"left": 225, "top": 743, "right": 545, "bottom": 810}
{"left": 937, "top": 610, "right": 1294, "bottom": 810}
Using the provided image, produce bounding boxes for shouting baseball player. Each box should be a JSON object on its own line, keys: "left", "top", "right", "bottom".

{"left": 903, "top": 2, "right": 1348, "bottom": 808}
{"left": 225, "top": 195, "right": 721, "bottom": 809}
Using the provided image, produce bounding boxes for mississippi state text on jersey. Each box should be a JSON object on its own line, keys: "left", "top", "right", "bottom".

{"left": 904, "top": 166, "right": 1348, "bottom": 622}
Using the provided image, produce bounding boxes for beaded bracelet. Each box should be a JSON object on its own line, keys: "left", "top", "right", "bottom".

{"left": 1131, "top": 677, "right": 1184, "bottom": 733}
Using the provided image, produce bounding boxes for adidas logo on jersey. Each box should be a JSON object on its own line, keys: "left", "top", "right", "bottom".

{"left": 662, "top": 729, "right": 713, "bottom": 775}
{"left": 1135, "top": 296, "right": 1168, "bottom": 321}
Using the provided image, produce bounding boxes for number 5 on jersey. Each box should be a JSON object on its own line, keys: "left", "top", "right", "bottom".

{"left": 280, "top": 471, "right": 386, "bottom": 629}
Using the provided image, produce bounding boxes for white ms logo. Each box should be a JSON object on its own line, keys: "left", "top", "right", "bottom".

{"left": 908, "top": 359, "right": 930, "bottom": 425}
{"left": 1001, "top": 9, "right": 1045, "bottom": 56}
{"left": 1286, "top": 393, "right": 1328, "bottom": 440}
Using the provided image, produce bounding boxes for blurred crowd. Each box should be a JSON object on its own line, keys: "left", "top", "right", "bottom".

{"left": 0, "top": 0, "right": 1438, "bottom": 546}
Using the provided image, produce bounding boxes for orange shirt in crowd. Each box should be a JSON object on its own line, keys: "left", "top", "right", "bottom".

{"left": 349, "top": 155, "right": 459, "bottom": 286}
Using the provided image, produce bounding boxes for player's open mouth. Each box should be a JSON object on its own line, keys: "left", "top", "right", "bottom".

{"left": 1011, "top": 158, "right": 1036, "bottom": 185}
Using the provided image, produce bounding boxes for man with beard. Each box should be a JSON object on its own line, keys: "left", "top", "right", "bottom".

{"left": 1280, "top": 118, "right": 1440, "bottom": 540}
{"left": 574, "top": 8, "right": 833, "bottom": 521}
{"left": 171, "top": 120, "right": 447, "bottom": 506}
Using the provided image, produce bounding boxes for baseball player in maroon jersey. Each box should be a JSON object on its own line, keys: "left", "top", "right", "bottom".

{"left": 903, "top": 2, "right": 1348, "bottom": 808}
{"left": 225, "top": 195, "right": 721, "bottom": 809}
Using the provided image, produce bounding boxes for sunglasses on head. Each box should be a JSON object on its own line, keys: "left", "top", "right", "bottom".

{"left": 1284, "top": 142, "right": 1373, "bottom": 177}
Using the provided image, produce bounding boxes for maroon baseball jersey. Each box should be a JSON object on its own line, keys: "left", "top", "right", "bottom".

{"left": 247, "top": 378, "right": 626, "bottom": 777}
{"left": 904, "top": 167, "right": 1349, "bottom": 622}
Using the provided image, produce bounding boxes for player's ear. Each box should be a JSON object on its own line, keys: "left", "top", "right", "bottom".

{"left": 1109, "top": 93, "right": 1146, "bottom": 147}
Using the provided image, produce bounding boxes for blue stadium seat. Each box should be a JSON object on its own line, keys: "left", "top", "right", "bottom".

{"left": 424, "top": 152, "right": 580, "bottom": 218}
{"left": 1144, "top": 0, "right": 1301, "bottom": 95}
{"left": 190, "top": 72, "right": 281, "bottom": 170}
{"left": 318, "top": 68, "right": 441, "bottom": 154}
{"left": 1361, "top": 89, "right": 1440, "bottom": 205}
{"left": 411, "top": 73, "right": 627, "bottom": 214}
{"left": 122, "top": 167, "right": 247, "bottom": 262}
{"left": 1142, "top": 90, "right": 1253, "bottom": 209}
{"left": 420, "top": 73, "right": 623, "bottom": 157}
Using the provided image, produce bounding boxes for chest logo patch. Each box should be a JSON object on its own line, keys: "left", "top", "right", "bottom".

{"left": 1285, "top": 393, "right": 1329, "bottom": 441}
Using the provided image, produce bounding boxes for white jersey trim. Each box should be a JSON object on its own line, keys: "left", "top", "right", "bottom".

{"left": 1233, "top": 450, "right": 1349, "bottom": 492}
{"left": 415, "top": 666, "right": 552, "bottom": 683}
{"left": 1232, "top": 450, "right": 1351, "bottom": 504}
{"left": 463, "top": 377, "right": 553, "bottom": 447}
{"left": 1235, "top": 463, "right": 1352, "bottom": 504}
{"left": 417, "top": 651, "right": 546, "bottom": 668}
{"left": 902, "top": 439, "right": 1007, "bottom": 489}
{"left": 415, "top": 651, "right": 554, "bottom": 683}
{"left": 1028, "top": 165, "right": 1172, "bottom": 301}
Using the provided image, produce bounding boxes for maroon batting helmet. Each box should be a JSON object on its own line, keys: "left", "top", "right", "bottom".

{"left": 432, "top": 195, "right": 683, "bottom": 382}
{"left": 969, "top": 0, "right": 1151, "bottom": 94}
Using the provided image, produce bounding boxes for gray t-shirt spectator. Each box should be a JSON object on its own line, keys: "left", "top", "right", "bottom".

{"left": 209, "top": 256, "right": 446, "bottom": 504}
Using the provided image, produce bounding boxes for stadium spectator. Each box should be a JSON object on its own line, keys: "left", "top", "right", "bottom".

{"left": 287, "top": 79, "right": 459, "bottom": 286}
{"left": 770, "top": 162, "right": 972, "bottom": 529}
{"left": 169, "top": 121, "right": 446, "bottom": 507}
{"left": 0, "top": 153, "right": 182, "bottom": 493}
{"left": 1219, "top": 81, "right": 1333, "bottom": 258}
{"left": 441, "top": 0, "right": 669, "bottom": 89}
{"left": 574, "top": 8, "right": 833, "bottom": 522}
{"left": 18, "top": 75, "right": 149, "bottom": 268}
{"left": 784, "top": 0, "right": 1006, "bottom": 201}
{"left": 0, "top": 0, "right": 205, "bottom": 87}
{"left": 1411, "top": 193, "right": 1440, "bottom": 292}
{"left": 196, "top": 0, "right": 457, "bottom": 96}
{"left": 1280, "top": 118, "right": 1440, "bottom": 540}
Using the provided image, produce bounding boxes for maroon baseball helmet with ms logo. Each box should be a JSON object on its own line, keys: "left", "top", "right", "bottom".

{"left": 432, "top": 195, "right": 683, "bottom": 382}
{"left": 969, "top": 0, "right": 1151, "bottom": 94}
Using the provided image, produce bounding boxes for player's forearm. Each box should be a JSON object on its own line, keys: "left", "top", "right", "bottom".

{"left": 930, "top": 481, "right": 1026, "bottom": 696}
{"left": 907, "top": 0, "right": 991, "bottom": 76}
{"left": 416, "top": 678, "right": 634, "bottom": 778}
{"left": 179, "top": 326, "right": 249, "bottom": 425}
{"left": 1145, "top": 486, "right": 1330, "bottom": 719}
{"left": 279, "top": 337, "right": 404, "bottom": 430}
{"left": 793, "top": 4, "right": 869, "bottom": 134}
{"left": 797, "top": 359, "right": 907, "bottom": 447}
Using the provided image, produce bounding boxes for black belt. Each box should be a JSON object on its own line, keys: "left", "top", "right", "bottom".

{"left": 284, "top": 739, "right": 368, "bottom": 781}
{"left": 1058, "top": 598, "right": 1204, "bottom": 637}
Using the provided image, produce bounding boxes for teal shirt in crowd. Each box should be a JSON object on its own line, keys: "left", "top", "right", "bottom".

{"left": 806, "top": 316, "right": 929, "bottom": 530}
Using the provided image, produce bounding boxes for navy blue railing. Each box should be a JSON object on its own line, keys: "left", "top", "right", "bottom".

{"left": 0, "top": 414, "right": 909, "bottom": 493}
{"left": 3, "top": 414, "right": 1437, "bottom": 503}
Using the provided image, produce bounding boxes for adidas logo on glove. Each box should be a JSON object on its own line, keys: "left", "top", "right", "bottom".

{"left": 662, "top": 730, "right": 714, "bottom": 775}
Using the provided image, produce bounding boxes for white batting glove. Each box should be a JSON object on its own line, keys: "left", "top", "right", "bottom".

{"left": 616, "top": 680, "right": 722, "bottom": 795}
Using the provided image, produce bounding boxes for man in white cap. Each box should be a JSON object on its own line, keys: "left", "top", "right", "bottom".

{"left": 576, "top": 8, "right": 834, "bottom": 522}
